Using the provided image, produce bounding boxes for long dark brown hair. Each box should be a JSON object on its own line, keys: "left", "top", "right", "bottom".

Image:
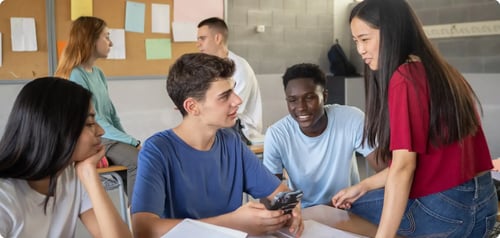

{"left": 350, "top": 0, "right": 481, "bottom": 162}
{"left": 0, "top": 77, "right": 92, "bottom": 213}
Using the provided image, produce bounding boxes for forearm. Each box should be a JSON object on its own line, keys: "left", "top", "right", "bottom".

{"left": 96, "top": 116, "right": 137, "bottom": 146}
{"left": 360, "top": 167, "right": 389, "bottom": 191}
{"left": 132, "top": 213, "right": 182, "bottom": 238}
{"left": 376, "top": 151, "right": 416, "bottom": 238}
{"left": 199, "top": 212, "right": 249, "bottom": 233}
{"left": 79, "top": 166, "right": 131, "bottom": 238}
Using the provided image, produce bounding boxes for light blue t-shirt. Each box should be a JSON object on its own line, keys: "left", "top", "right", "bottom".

{"left": 70, "top": 66, "right": 138, "bottom": 146}
{"left": 263, "top": 104, "right": 373, "bottom": 208}
{"left": 131, "top": 128, "right": 280, "bottom": 219}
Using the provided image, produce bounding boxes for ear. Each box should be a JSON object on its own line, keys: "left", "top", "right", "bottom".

{"left": 214, "top": 33, "right": 223, "bottom": 45}
{"left": 183, "top": 98, "right": 200, "bottom": 116}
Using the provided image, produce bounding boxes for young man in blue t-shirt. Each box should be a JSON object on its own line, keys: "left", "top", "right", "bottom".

{"left": 131, "top": 53, "right": 303, "bottom": 237}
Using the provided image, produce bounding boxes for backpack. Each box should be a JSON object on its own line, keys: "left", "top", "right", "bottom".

{"left": 327, "top": 41, "right": 360, "bottom": 77}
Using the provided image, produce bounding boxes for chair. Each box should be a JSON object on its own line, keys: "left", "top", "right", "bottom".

{"left": 97, "top": 165, "right": 129, "bottom": 226}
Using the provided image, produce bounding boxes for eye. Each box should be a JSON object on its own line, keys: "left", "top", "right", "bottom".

{"left": 219, "top": 92, "right": 231, "bottom": 101}
{"left": 306, "top": 95, "right": 316, "bottom": 100}
{"left": 286, "top": 98, "right": 296, "bottom": 103}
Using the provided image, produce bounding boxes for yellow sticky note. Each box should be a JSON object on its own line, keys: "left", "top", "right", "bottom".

{"left": 71, "top": 0, "right": 93, "bottom": 20}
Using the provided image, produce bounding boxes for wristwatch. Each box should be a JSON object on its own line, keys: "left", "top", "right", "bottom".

{"left": 135, "top": 140, "right": 141, "bottom": 147}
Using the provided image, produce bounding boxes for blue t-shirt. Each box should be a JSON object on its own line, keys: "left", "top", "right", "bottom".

{"left": 131, "top": 128, "right": 280, "bottom": 219}
{"left": 264, "top": 104, "right": 373, "bottom": 208}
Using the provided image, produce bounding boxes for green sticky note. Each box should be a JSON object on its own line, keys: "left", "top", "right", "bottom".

{"left": 145, "top": 38, "right": 172, "bottom": 60}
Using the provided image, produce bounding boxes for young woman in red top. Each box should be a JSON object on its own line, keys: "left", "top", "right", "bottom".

{"left": 332, "top": 0, "right": 497, "bottom": 237}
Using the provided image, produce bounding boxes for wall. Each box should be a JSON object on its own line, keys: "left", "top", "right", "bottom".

{"left": 226, "top": 0, "right": 334, "bottom": 74}
{"left": 0, "top": 75, "right": 288, "bottom": 142}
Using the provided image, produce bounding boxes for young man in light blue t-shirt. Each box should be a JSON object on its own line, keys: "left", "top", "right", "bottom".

{"left": 263, "top": 63, "right": 385, "bottom": 208}
{"left": 131, "top": 53, "right": 303, "bottom": 237}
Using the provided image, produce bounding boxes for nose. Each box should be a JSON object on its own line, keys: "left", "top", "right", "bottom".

{"left": 232, "top": 93, "right": 243, "bottom": 107}
{"left": 109, "top": 40, "right": 113, "bottom": 47}
{"left": 357, "top": 43, "right": 366, "bottom": 56}
{"left": 96, "top": 123, "right": 105, "bottom": 137}
{"left": 294, "top": 98, "right": 307, "bottom": 112}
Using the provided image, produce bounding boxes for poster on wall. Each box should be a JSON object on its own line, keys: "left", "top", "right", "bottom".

{"left": 10, "top": 17, "right": 38, "bottom": 52}
{"left": 152, "top": 3, "right": 170, "bottom": 34}
{"left": 108, "top": 29, "right": 126, "bottom": 60}
{"left": 172, "top": 0, "right": 223, "bottom": 42}
{"left": 71, "top": 0, "right": 92, "bottom": 20}
{"left": 125, "top": 1, "right": 146, "bottom": 33}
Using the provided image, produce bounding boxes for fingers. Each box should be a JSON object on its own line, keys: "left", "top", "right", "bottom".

{"left": 246, "top": 201, "right": 267, "bottom": 210}
{"left": 288, "top": 209, "right": 304, "bottom": 237}
{"left": 331, "top": 191, "right": 346, "bottom": 208}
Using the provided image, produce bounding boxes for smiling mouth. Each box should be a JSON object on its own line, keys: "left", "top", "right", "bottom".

{"left": 296, "top": 115, "right": 312, "bottom": 122}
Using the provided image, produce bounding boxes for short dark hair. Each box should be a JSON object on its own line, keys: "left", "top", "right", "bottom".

{"left": 167, "top": 53, "right": 235, "bottom": 117}
{"left": 198, "top": 17, "right": 229, "bottom": 43}
{"left": 282, "top": 63, "right": 326, "bottom": 90}
{"left": 0, "top": 77, "right": 92, "bottom": 213}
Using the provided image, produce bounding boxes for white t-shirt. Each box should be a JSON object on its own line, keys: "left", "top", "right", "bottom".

{"left": 264, "top": 104, "right": 374, "bottom": 208}
{"left": 228, "top": 51, "right": 263, "bottom": 140}
{"left": 0, "top": 165, "right": 92, "bottom": 238}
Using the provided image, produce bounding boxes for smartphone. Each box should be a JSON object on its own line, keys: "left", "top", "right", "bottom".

{"left": 261, "top": 190, "right": 303, "bottom": 214}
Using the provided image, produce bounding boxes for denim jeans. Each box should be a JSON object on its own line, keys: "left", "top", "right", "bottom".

{"left": 349, "top": 172, "right": 498, "bottom": 237}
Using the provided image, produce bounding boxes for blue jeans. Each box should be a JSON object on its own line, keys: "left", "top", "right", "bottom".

{"left": 349, "top": 172, "right": 498, "bottom": 237}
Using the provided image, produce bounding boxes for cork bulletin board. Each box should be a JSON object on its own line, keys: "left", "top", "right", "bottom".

{"left": 0, "top": 0, "right": 49, "bottom": 80}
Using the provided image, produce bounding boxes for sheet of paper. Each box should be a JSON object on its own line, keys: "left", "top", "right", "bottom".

{"left": 172, "top": 22, "right": 197, "bottom": 42}
{"left": 108, "top": 29, "right": 126, "bottom": 59}
{"left": 10, "top": 17, "right": 37, "bottom": 52}
{"left": 249, "top": 220, "right": 368, "bottom": 238}
{"left": 173, "top": 0, "right": 223, "bottom": 23}
{"left": 125, "top": 1, "right": 145, "bottom": 33}
{"left": 145, "top": 38, "right": 171, "bottom": 60}
{"left": 0, "top": 32, "right": 2, "bottom": 67}
{"left": 71, "top": 0, "right": 92, "bottom": 20}
{"left": 161, "top": 219, "right": 247, "bottom": 238}
{"left": 152, "top": 3, "right": 170, "bottom": 34}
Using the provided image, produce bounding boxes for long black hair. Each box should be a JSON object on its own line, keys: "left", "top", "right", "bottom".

{"left": 350, "top": 0, "right": 480, "bottom": 162}
{"left": 0, "top": 77, "right": 92, "bottom": 213}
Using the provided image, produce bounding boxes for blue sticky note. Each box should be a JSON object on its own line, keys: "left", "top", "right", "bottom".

{"left": 145, "top": 39, "right": 172, "bottom": 60}
{"left": 125, "top": 1, "right": 145, "bottom": 33}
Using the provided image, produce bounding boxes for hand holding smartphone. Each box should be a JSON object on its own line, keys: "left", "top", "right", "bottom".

{"left": 261, "top": 190, "right": 303, "bottom": 214}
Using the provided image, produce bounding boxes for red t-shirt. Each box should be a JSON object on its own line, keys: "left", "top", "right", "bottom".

{"left": 388, "top": 62, "right": 492, "bottom": 198}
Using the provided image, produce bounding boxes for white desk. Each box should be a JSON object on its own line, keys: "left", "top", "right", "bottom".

{"left": 248, "top": 205, "right": 378, "bottom": 238}
{"left": 301, "top": 205, "right": 377, "bottom": 237}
